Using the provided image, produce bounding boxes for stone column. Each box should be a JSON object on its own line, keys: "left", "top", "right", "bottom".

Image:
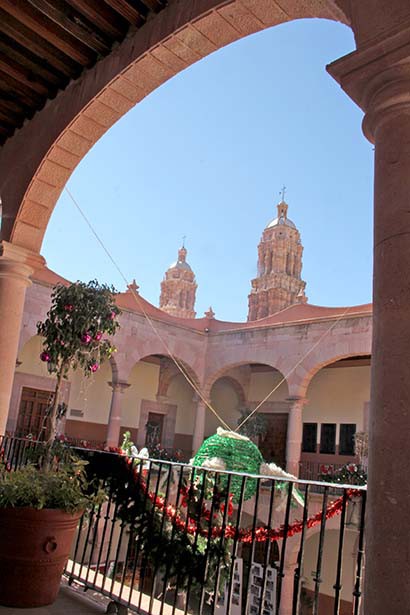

{"left": 286, "top": 397, "right": 306, "bottom": 476}
{"left": 328, "top": 48, "right": 410, "bottom": 615}
{"left": 0, "top": 242, "right": 43, "bottom": 434}
{"left": 192, "top": 397, "right": 207, "bottom": 453}
{"left": 279, "top": 555, "right": 298, "bottom": 615}
{"left": 106, "top": 381, "right": 130, "bottom": 447}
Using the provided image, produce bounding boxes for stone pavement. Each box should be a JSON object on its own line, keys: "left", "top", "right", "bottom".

{"left": 0, "top": 583, "right": 107, "bottom": 615}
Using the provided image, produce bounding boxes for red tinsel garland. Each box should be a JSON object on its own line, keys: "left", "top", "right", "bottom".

{"left": 125, "top": 458, "right": 360, "bottom": 543}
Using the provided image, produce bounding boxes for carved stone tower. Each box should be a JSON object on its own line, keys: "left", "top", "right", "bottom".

{"left": 160, "top": 245, "right": 197, "bottom": 318}
{"left": 248, "top": 200, "right": 307, "bottom": 321}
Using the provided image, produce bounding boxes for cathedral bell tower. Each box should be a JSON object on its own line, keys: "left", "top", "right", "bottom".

{"left": 159, "top": 245, "right": 197, "bottom": 319}
{"left": 248, "top": 198, "right": 307, "bottom": 321}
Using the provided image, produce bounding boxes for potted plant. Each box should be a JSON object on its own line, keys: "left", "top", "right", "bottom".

{"left": 0, "top": 280, "right": 120, "bottom": 608}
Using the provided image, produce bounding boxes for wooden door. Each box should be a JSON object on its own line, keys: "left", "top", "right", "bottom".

{"left": 145, "top": 412, "right": 165, "bottom": 448}
{"left": 258, "top": 413, "right": 288, "bottom": 468}
{"left": 16, "top": 387, "right": 53, "bottom": 439}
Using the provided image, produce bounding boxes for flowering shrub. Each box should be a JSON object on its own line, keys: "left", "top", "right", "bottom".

{"left": 37, "top": 280, "right": 120, "bottom": 444}
{"left": 318, "top": 463, "right": 367, "bottom": 485}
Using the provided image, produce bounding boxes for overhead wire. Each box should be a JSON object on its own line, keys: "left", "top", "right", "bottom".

{"left": 64, "top": 187, "right": 231, "bottom": 431}
{"left": 65, "top": 186, "right": 354, "bottom": 435}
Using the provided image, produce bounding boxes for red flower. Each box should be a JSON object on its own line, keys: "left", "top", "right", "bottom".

{"left": 347, "top": 463, "right": 357, "bottom": 473}
{"left": 64, "top": 304, "right": 74, "bottom": 312}
{"left": 94, "top": 331, "right": 103, "bottom": 341}
{"left": 81, "top": 332, "right": 92, "bottom": 344}
{"left": 89, "top": 362, "right": 99, "bottom": 373}
{"left": 40, "top": 351, "right": 51, "bottom": 362}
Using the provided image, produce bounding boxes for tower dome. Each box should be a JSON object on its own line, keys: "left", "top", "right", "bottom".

{"left": 159, "top": 245, "right": 197, "bottom": 318}
{"left": 247, "top": 198, "right": 307, "bottom": 321}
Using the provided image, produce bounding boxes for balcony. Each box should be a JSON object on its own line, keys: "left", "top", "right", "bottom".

{"left": 0, "top": 437, "right": 366, "bottom": 615}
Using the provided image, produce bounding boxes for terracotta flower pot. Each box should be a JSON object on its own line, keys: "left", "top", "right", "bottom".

{"left": 0, "top": 507, "right": 82, "bottom": 607}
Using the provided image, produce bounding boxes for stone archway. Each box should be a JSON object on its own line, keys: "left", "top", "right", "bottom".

{"left": 0, "top": 0, "right": 350, "bottom": 253}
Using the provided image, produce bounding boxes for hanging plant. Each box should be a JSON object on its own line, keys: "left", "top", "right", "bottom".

{"left": 37, "top": 280, "right": 121, "bottom": 449}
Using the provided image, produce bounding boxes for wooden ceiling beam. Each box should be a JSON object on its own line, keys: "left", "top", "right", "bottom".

{"left": 0, "top": 108, "right": 23, "bottom": 129}
{"left": 102, "top": 0, "right": 145, "bottom": 26}
{"left": 0, "top": 72, "right": 45, "bottom": 109}
{"left": 0, "top": 0, "right": 95, "bottom": 66}
{"left": 27, "top": 0, "right": 112, "bottom": 56}
{"left": 0, "top": 35, "right": 65, "bottom": 87}
{"left": 0, "top": 54, "right": 50, "bottom": 96}
{"left": 0, "top": 89, "right": 31, "bottom": 117}
{"left": 64, "top": 0, "right": 127, "bottom": 40}
{"left": 139, "top": 0, "right": 164, "bottom": 12}
{"left": 0, "top": 9, "right": 80, "bottom": 77}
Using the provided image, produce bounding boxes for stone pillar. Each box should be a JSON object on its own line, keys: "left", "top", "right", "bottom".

{"left": 106, "top": 381, "right": 130, "bottom": 447}
{"left": 0, "top": 242, "right": 43, "bottom": 434}
{"left": 286, "top": 397, "right": 306, "bottom": 476}
{"left": 192, "top": 397, "right": 207, "bottom": 453}
{"left": 328, "top": 48, "right": 410, "bottom": 615}
{"left": 279, "top": 557, "right": 298, "bottom": 615}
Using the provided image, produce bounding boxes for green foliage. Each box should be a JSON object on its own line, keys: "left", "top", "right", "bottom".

{"left": 0, "top": 447, "right": 103, "bottom": 513}
{"left": 318, "top": 463, "right": 367, "bottom": 485}
{"left": 103, "top": 453, "right": 232, "bottom": 597}
{"left": 37, "top": 280, "right": 121, "bottom": 379}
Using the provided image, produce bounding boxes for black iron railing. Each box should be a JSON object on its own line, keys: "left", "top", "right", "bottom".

{"left": 0, "top": 435, "right": 366, "bottom": 615}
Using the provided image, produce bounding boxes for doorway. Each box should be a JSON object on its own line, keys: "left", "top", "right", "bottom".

{"left": 16, "top": 387, "right": 53, "bottom": 439}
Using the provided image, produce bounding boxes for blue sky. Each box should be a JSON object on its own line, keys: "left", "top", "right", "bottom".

{"left": 43, "top": 18, "right": 374, "bottom": 322}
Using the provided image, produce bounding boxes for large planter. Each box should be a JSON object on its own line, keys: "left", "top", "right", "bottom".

{"left": 0, "top": 507, "right": 82, "bottom": 607}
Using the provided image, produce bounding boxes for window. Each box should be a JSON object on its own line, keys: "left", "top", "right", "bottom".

{"left": 302, "top": 423, "right": 317, "bottom": 453}
{"left": 320, "top": 423, "right": 336, "bottom": 454}
{"left": 339, "top": 424, "right": 356, "bottom": 455}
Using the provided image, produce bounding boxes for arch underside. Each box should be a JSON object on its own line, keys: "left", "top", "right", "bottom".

{"left": 0, "top": 0, "right": 350, "bottom": 253}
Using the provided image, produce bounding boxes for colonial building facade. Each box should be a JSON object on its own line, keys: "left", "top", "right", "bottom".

{"left": 9, "top": 199, "right": 371, "bottom": 482}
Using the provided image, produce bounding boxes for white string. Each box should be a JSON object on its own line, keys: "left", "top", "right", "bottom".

{"left": 64, "top": 187, "right": 232, "bottom": 431}
{"left": 234, "top": 305, "right": 352, "bottom": 432}
{"left": 65, "top": 186, "right": 355, "bottom": 435}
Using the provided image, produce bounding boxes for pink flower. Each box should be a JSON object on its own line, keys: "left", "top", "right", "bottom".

{"left": 64, "top": 304, "right": 74, "bottom": 312}
{"left": 90, "top": 362, "right": 99, "bottom": 373}
{"left": 109, "top": 311, "right": 116, "bottom": 320}
{"left": 40, "top": 351, "right": 51, "bottom": 362}
{"left": 94, "top": 331, "right": 103, "bottom": 341}
{"left": 81, "top": 332, "right": 92, "bottom": 344}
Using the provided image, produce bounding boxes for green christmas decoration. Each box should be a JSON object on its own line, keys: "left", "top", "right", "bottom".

{"left": 192, "top": 428, "right": 305, "bottom": 507}
{"left": 193, "top": 429, "right": 264, "bottom": 502}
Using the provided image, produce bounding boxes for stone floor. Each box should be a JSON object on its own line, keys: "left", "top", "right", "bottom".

{"left": 0, "top": 583, "right": 107, "bottom": 615}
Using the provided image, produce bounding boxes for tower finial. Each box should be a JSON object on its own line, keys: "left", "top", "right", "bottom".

{"left": 280, "top": 185, "right": 287, "bottom": 202}
{"left": 182, "top": 235, "right": 186, "bottom": 248}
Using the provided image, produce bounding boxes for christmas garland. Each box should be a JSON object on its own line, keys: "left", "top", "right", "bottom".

{"left": 126, "top": 457, "right": 360, "bottom": 544}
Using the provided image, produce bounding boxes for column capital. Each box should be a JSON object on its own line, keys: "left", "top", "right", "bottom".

{"left": 0, "top": 240, "right": 45, "bottom": 270}
{"left": 192, "top": 393, "right": 208, "bottom": 405}
{"left": 286, "top": 396, "right": 308, "bottom": 407}
{"left": 107, "top": 380, "right": 130, "bottom": 393}
{"left": 327, "top": 27, "right": 410, "bottom": 142}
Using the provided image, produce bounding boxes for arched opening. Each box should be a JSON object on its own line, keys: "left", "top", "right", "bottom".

{"left": 301, "top": 528, "right": 358, "bottom": 615}
{"left": 120, "top": 353, "right": 199, "bottom": 458}
{"left": 300, "top": 354, "right": 371, "bottom": 479}
{"left": 206, "top": 363, "right": 289, "bottom": 467}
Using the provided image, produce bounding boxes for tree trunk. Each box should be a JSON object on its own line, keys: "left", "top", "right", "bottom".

{"left": 47, "top": 371, "right": 63, "bottom": 448}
